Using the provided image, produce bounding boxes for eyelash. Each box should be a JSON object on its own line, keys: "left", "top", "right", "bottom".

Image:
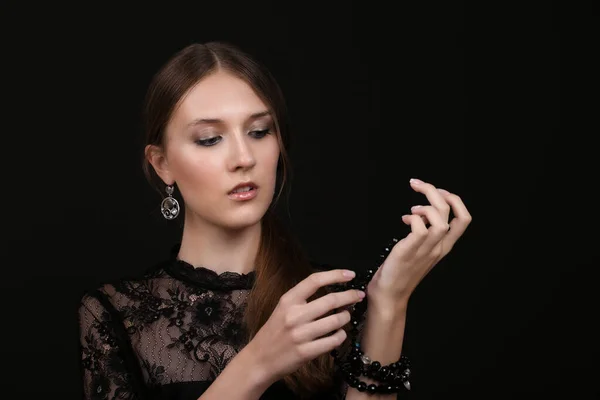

{"left": 195, "top": 129, "right": 271, "bottom": 147}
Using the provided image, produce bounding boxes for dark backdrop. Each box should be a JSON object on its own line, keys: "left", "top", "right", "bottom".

{"left": 2, "top": 1, "right": 598, "bottom": 399}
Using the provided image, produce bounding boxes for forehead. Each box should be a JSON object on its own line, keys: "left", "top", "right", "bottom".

{"left": 174, "top": 70, "right": 269, "bottom": 123}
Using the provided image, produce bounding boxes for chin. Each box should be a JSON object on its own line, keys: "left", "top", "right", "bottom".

{"left": 221, "top": 218, "right": 263, "bottom": 232}
{"left": 221, "top": 208, "right": 267, "bottom": 231}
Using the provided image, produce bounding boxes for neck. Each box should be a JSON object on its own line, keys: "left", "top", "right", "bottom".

{"left": 177, "top": 213, "right": 262, "bottom": 275}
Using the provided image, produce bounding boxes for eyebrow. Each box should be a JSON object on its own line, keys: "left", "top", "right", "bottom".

{"left": 187, "top": 111, "right": 272, "bottom": 127}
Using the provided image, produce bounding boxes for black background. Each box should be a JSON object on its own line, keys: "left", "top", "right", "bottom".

{"left": 2, "top": 1, "right": 598, "bottom": 399}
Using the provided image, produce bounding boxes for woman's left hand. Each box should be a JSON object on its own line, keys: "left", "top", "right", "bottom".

{"left": 367, "top": 178, "right": 472, "bottom": 308}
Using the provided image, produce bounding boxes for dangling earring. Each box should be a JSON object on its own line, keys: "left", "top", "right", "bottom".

{"left": 161, "top": 184, "right": 180, "bottom": 220}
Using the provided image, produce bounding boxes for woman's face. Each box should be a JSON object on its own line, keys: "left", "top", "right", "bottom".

{"left": 149, "top": 70, "right": 280, "bottom": 230}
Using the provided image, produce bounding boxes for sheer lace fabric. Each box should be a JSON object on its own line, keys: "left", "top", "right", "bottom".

{"left": 79, "top": 259, "right": 348, "bottom": 400}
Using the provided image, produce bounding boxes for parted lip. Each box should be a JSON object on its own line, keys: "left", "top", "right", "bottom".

{"left": 228, "top": 181, "right": 258, "bottom": 194}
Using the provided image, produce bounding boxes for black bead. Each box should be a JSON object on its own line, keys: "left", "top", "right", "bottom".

{"left": 379, "top": 366, "right": 390, "bottom": 380}
{"left": 357, "top": 382, "right": 367, "bottom": 392}
{"left": 367, "top": 384, "right": 377, "bottom": 393}
{"left": 350, "top": 356, "right": 363, "bottom": 372}
{"left": 354, "top": 302, "right": 367, "bottom": 313}
{"left": 369, "top": 361, "right": 381, "bottom": 372}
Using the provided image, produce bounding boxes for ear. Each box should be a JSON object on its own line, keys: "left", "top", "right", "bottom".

{"left": 145, "top": 144, "right": 174, "bottom": 185}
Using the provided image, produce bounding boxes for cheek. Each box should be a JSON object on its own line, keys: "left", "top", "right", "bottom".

{"left": 262, "top": 153, "right": 280, "bottom": 188}
{"left": 265, "top": 140, "right": 281, "bottom": 173}
{"left": 170, "top": 149, "right": 220, "bottom": 188}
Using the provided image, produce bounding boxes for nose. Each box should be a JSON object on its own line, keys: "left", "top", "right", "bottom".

{"left": 228, "top": 134, "right": 256, "bottom": 171}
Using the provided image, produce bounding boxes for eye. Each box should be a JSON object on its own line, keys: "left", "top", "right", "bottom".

{"left": 195, "top": 136, "right": 222, "bottom": 147}
{"left": 250, "top": 128, "right": 271, "bottom": 138}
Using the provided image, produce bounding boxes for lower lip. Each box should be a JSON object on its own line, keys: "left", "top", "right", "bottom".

{"left": 228, "top": 187, "right": 258, "bottom": 201}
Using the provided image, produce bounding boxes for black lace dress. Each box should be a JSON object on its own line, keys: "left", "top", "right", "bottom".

{"left": 78, "top": 256, "right": 349, "bottom": 400}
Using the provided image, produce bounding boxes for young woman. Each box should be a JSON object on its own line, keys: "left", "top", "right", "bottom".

{"left": 78, "top": 41, "right": 472, "bottom": 400}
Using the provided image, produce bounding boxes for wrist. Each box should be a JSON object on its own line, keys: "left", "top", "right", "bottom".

{"left": 366, "top": 291, "right": 409, "bottom": 321}
{"left": 237, "top": 343, "right": 275, "bottom": 393}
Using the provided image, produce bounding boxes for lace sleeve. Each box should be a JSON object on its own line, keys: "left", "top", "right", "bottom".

{"left": 79, "top": 292, "right": 142, "bottom": 400}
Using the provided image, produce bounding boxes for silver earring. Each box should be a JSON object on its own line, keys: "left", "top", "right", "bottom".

{"left": 161, "top": 185, "right": 180, "bottom": 220}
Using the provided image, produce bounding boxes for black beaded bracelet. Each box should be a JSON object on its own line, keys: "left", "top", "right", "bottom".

{"left": 348, "top": 343, "right": 411, "bottom": 388}
{"left": 330, "top": 237, "right": 412, "bottom": 394}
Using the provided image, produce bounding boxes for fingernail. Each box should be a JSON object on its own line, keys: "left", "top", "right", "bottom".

{"left": 411, "top": 205, "right": 422, "bottom": 210}
{"left": 410, "top": 178, "right": 423, "bottom": 185}
{"left": 343, "top": 270, "right": 356, "bottom": 278}
{"left": 357, "top": 290, "right": 366, "bottom": 299}
{"left": 438, "top": 188, "right": 449, "bottom": 194}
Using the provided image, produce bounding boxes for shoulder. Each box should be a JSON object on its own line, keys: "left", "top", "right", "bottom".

{"left": 78, "top": 258, "right": 173, "bottom": 314}
{"left": 78, "top": 282, "right": 126, "bottom": 323}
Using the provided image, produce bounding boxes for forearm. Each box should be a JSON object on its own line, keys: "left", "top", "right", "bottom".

{"left": 345, "top": 302, "right": 408, "bottom": 400}
{"left": 198, "top": 345, "right": 273, "bottom": 400}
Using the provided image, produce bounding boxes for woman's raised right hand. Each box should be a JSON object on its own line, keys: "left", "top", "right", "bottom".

{"left": 246, "top": 269, "right": 365, "bottom": 385}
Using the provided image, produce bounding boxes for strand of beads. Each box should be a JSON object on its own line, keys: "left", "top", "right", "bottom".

{"left": 331, "top": 237, "right": 412, "bottom": 394}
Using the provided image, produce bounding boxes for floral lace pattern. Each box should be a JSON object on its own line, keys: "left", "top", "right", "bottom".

{"left": 79, "top": 258, "right": 348, "bottom": 399}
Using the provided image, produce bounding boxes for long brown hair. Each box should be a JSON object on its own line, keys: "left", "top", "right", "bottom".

{"left": 141, "top": 42, "right": 335, "bottom": 397}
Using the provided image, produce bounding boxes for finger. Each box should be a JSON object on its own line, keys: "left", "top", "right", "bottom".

{"left": 296, "top": 328, "right": 347, "bottom": 361}
{"left": 410, "top": 207, "right": 430, "bottom": 225}
{"left": 409, "top": 179, "right": 451, "bottom": 221}
{"left": 284, "top": 269, "right": 357, "bottom": 304}
{"left": 438, "top": 188, "right": 472, "bottom": 245}
{"left": 397, "top": 214, "right": 429, "bottom": 257}
{"left": 292, "top": 310, "right": 351, "bottom": 343}
{"left": 411, "top": 205, "right": 450, "bottom": 248}
{"left": 294, "top": 290, "right": 364, "bottom": 325}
